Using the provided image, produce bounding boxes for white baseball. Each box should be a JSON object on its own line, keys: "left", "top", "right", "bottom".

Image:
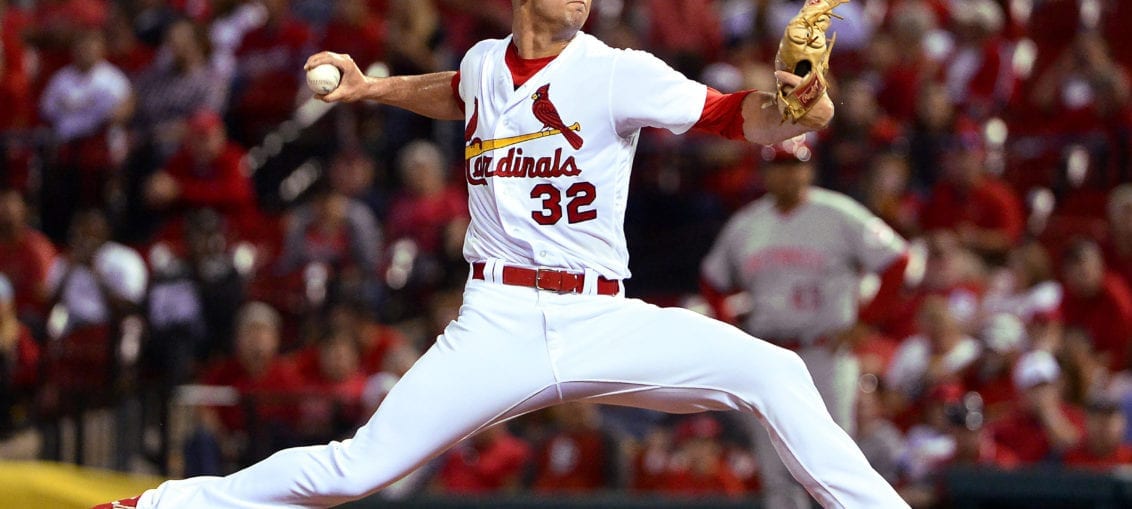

{"left": 306, "top": 64, "right": 342, "bottom": 95}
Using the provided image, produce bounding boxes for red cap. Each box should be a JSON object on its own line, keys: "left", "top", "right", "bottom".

{"left": 761, "top": 135, "right": 813, "bottom": 164}
{"left": 188, "top": 109, "right": 224, "bottom": 135}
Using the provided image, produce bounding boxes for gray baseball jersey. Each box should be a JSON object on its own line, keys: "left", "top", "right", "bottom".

{"left": 702, "top": 187, "right": 907, "bottom": 343}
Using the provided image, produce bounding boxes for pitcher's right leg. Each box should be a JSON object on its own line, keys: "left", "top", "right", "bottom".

{"left": 136, "top": 281, "right": 560, "bottom": 509}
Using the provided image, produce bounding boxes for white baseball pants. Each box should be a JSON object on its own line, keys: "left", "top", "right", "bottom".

{"left": 136, "top": 271, "right": 908, "bottom": 508}
{"left": 752, "top": 345, "right": 862, "bottom": 509}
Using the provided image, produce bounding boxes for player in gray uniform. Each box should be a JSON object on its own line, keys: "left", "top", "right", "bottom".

{"left": 702, "top": 136, "right": 910, "bottom": 509}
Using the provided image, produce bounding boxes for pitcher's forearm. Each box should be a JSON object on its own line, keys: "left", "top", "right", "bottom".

{"left": 367, "top": 71, "right": 464, "bottom": 121}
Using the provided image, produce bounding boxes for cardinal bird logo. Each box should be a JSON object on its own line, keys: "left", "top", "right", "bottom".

{"left": 531, "top": 84, "right": 583, "bottom": 150}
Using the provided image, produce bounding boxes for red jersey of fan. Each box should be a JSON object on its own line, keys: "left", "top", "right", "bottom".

{"left": 1060, "top": 272, "right": 1132, "bottom": 372}
{"left": 920, "top": 178, "right": 1024, "bottom": 244}
{"left": 163, "top": 142, "right": 256, "bottom": 215}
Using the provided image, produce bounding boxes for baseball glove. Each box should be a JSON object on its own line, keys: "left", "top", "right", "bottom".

{"left": 774, "top": 0, "right": 848, "bottom": 123}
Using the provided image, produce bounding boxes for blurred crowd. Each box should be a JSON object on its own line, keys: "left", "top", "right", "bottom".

{"left": 0, "top": 0, "right": 1131, "bottom": 506}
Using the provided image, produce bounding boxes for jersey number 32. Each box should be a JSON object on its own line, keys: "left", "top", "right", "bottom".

{"left": 530, "top": 182, "right": 597, "bottom": 225}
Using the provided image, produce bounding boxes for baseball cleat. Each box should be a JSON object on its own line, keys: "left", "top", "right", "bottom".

{"left": 91, "top": 495, "right": 140, "bottom": 509}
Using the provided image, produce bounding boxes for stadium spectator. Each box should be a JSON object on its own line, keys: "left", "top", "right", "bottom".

{"left": 432, "top": 423, "right": 531, "bottom": 495}
{"left": 1059, "top": 238, "right": 1132, "bottom": 373}
{"left": 530, "top": 402, "right": 615, "bottom": 493}
{"left": 188, "top": 301, "right": 303, "bottom": 475}
{"left": 43, "top": 209, "right": 147, "bottom": 401}
{"left": 326, "top": 302, "right": 416, "bottom": 377}
{"left": 887, "top": 296, "right": 983, "bottom": 426}
{"left": 145, "top": 209, "right": 249, "bottom": 374}
{"left": 229, "top": 0, "right": 312, "bottom": 145}
{"left": 384, "top": 140, "right": 470, "bottom": 300}
{"left": 143, "top": 109, "right": 257, "bottom": 228}
{"left": 277, "top": 180, "right": 383, "bottom": 309}
{"left": 861, "top": 150, "right": 922, "bottom": 239}
{"left": 939, "top": 0, "right": 1015, "bottom": 120}
{"left": 661, "top": 413, "right": 746, "bottom": 498}
{"left": 291, "top": 327, "right": 369, "bottom": 443}
{"left": 132, "top": 18, "right": 227, "bottom": 161}
{"left": 1064, "top": 396, "right": 1132, "bottom": 470}
{"left": 38, "top": 30, "right": 133, "bottom": 242}
{"left": 991, "top": 349, "right": 1085, "bottom": 464}
{"left": 386, "top": 140, "right": 468, "bottom": 255}
{"left": 0, "top": 190, "right": 58, "bottom": 326}
{"left": 920, "top": 125, "right": 1025, "bottom": 260}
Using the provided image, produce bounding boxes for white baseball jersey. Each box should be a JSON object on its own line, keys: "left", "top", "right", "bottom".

{"left": 702, "top": 188, "right": 907, "bottom": 342}
{"left": 456, "top": 33, "right": 707, "bottom": 279}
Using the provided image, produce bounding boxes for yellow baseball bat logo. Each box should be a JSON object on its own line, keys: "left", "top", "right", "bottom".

{"left": 465, "top": 123, "right": 581, "bottom": 160}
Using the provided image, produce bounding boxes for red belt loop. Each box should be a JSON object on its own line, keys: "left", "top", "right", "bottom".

{"left": 471, "top": 262, "right": 620, "bottom": 296}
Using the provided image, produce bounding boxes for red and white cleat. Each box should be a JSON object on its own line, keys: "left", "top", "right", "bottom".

{"left": 91, "top": 495, "right": 140, "bottom": 509}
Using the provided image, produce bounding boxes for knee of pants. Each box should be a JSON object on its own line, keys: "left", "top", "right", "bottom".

{"left": 733, "top": 346, "right": 814, "bottom": 408}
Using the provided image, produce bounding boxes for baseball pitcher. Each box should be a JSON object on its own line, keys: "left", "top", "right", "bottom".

{"left": 97, "top": 1, "right": 908, "bottom": 508}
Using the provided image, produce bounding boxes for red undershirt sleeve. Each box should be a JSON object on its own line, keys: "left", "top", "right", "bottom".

{"left": 858, "top": 252, "right": 910, "bottom": 327}
{"left": 691, "top": 87, "right": 754, "bottom": 141}
{"left": 451, "top": 71, "right": 465, "bottom": 113}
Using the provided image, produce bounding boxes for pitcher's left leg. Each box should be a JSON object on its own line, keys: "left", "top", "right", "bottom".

{"left": 549, "top": 297, "right": 907, "bottom": 509}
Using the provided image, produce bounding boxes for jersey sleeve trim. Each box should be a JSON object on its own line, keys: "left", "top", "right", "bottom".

{"left": 691, "top": 88, "right": 754, "bottom": 141}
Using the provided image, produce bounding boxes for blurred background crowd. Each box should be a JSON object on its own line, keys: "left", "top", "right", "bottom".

{"left": 1, "top": 0, "right": 1131, "bottom": 506}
